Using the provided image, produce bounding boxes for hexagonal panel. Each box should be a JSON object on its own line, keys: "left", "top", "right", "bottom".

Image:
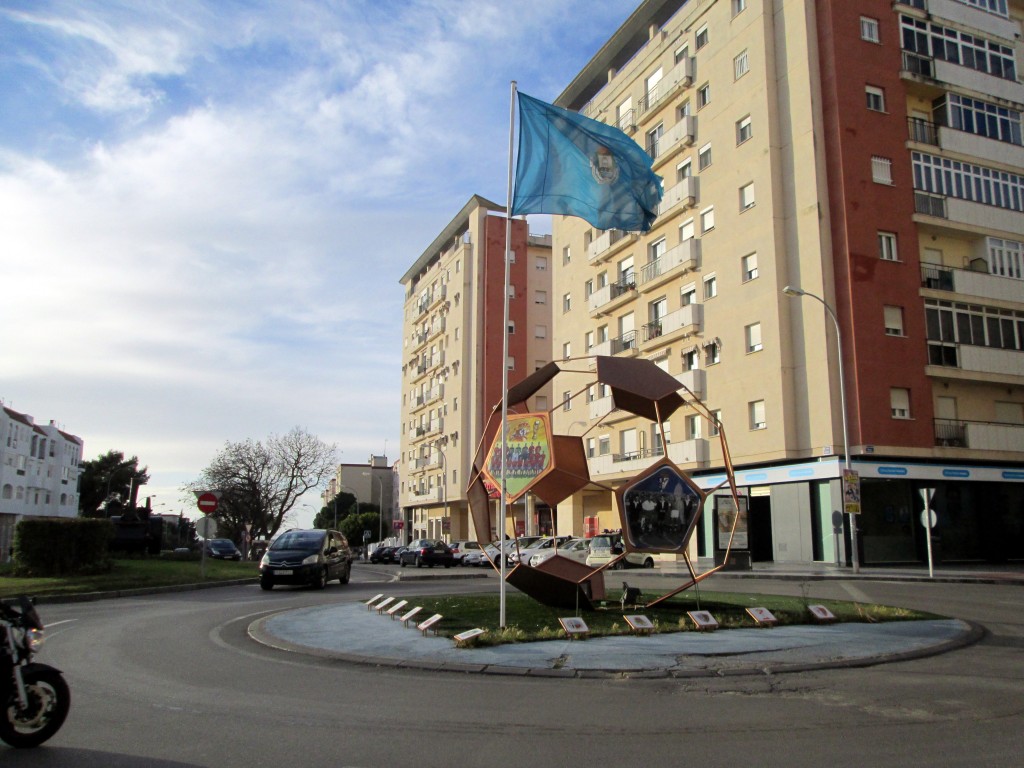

{"left": 615, "top": 458, "right": 706, "bottom": 553}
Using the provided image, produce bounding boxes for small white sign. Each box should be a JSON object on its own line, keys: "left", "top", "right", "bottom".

{"left": 365, "top": 594, "right": 385, "bottom": 610}
{"left": 375, "top": 596, "right": 395, "bottom": 614}
{"left": 386, "top": 600, "right": 408, "bottom": 618}
{"left": 746, "top": 607, "right": 777, "bottom": 626}
{"left": 418, "top": 613, "right": 443, "bottom": 635}
{"left": 688, "top": 610, "right": 719, "bottom": 631}
{"left": 808, "top": 604, "right": 837, "bottom": 623}
{"left": 559, "top": 616, "right": 590, "bottom": 639}
{"left": 624, "top": 615, "right": 654, "bottom": 635}
{"left": 453, "top": 628, "right": 486, "bottom": 646}
{"left": 399, "top": 606, "right": 422, "bottom": 627}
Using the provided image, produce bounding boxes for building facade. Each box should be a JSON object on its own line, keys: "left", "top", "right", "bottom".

{"left": 0, "top": 404, "right": 84, "bottom": 558}
{"left": 322, "top": 455, "right": 396, "bottom": 537}
{"left": 545, "top": 0, "right": 1024, "bottom": 565}
{"left": 398, "top": 196, "right": 553, "bottom": 544}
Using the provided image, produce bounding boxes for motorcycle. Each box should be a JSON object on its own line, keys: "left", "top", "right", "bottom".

{"left": 0, "top": 596, "right": 70, "bottom": 748}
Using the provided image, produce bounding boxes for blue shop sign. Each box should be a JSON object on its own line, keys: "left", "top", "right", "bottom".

{"left": 878, "top": 466, "right": 908, "bottom": 476}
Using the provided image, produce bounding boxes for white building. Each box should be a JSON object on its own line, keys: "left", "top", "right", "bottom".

{"left": 0, "top": 404, "right": 84, "bottom": 558}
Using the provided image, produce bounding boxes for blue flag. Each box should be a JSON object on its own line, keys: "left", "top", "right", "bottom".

{"left": 511, "top": 91, "right": 664, "bottom": 233}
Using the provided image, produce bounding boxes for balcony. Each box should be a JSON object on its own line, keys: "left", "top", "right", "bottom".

{"left": 412, "top": 351, "right": 446, "bottom": 382}
{"left": 586, "top": 438, "right": 709, "bottom": 477}
{"left": 921, "top": 263, "right": 1023, "bottom": 303}
{"left": 927, "top": 342, "right": 1024, "bottom": 383}
{"left": 656, "top": 176, "right": 698, "bottom": 219}
{"left": 407, "top": 486, "right": 442, "bottom": 505}
{"left": 915, "top": 192, "right": 1024, "bottom": 238}
{"left": 588, "top": 395, "right": 630, "bottom": 423}
{"left": 914, "top": 191, "right": 947, "bottom": 218}
{"left": 651, "top": 115, "right": 697, "bottom": 170}
{"left": 414, "top": 384, "right": 445, "bottom": 411}
{"left": 589, "top": 275, "right": 637, "bottom": 316}
{"left": 901, "top": 51, "right": 1024, "bottom": 105}
{"left": 641, "top": 304, "right": 703, "bottom": 350}
{"left": 934, "top": 418, "right": 1024, "bottom": 452}
{"left": 413, "top": 418, "right": 445, "bottom": 441}
{"left": 908, "top": 117, "right": 1024, "bottom": 171}
{"left": 638, "top": 239, "right": 700, "bottom": 292}
{"left": 587, "top": 229, "right": 637, "bottom": 264}
{"left": 636, "top": 57, "right": 694, "bottom": 126}
{"left": 674, "top": 368, "right": 705, "bottom": 399}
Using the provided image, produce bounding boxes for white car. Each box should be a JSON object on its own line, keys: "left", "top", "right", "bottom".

{"left": 586, "top": 533, "right": 656, "bottom": 569}
{"left": 509, "top": 535, "right": 572, "bottom": 567}
{"left": 449, "top": 540, "right": 483, "bottom": 564}
{"left": 529, "top": 537, "right": 590, "bottom": 567}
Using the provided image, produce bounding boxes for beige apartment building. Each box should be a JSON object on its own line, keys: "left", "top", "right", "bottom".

{"left": 545, "top": 0, "right": 1024, "bottom": 567}
{"left": 398, "top": 196, "right": 553, "bottom": 544}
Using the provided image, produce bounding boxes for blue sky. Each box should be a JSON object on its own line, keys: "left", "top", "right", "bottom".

{"left": 0, "top": 0, "right": 638, "bottom": 526}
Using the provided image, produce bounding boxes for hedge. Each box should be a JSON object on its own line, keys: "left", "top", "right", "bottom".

{"left": 14, "top": 518, "right": 114, "bottom": 576}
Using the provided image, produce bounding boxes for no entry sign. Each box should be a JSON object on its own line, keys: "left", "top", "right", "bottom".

{"left": 196, "top": 492, "right": 220, "bottom": 515}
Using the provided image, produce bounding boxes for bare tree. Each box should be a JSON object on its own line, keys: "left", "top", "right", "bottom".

{"left": 187, "top": 427, "right": 337, "bottom": 542}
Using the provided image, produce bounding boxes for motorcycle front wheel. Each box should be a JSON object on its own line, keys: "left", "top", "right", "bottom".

{"left": 0, "top": 668, "right": 70, "bottom": 748}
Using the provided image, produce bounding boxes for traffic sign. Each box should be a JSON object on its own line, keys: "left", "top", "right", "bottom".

{"left": 195, "top": 491, "right": 220, "bottom": 515}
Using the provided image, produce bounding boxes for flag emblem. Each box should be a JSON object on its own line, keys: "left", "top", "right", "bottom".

{"left": 591, "top": 147, "right": 619, "bottom": 185}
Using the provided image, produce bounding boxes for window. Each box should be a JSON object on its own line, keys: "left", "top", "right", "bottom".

{"left": 890, "top": 388, "right": 911, "bottom": 419}
{"left": 871, "top": 155, "right": 893, "bottom": 185}
{"left": 562, "top": 391, "right": 572, "bottom": 412}
{"left": 645, "top": 68, "right": 664, "bottom": 106}
{"left": 598, "top": 435, "right": 610, "bottom": 455}
{"left": 987, "top": 237, "right": 1024, "bottom": 279}
{"left": 736, "top": 115, "right": 752, "bottom": 144}
{"left": 535, "top": 325, "right": 547, "bottom": 338}
{"left": 899, "top": 15, "right": 1016, "bottom": 82}
{"left": 585, "top": 330, "right": 594, "bottom": 351}
{"left": 865, "top": 85, "right": 885, "bottom": 112}
{"left": 586, "top": 437, "right": 596, "bottom": 458}
{"left": 860, "top": 16, "right": 880, "bottom": 43}
{"left": 617, "top": 97, "right": 634, "bottom": 131}
{"left": 703, "top": 274, "right": 717, "bottom": 299}
{"left": 686, "top": 414, "right": 701, "bottom": 440}
{"left": 709, "top": 409, "right": 722, "bottom": 437}
{"left": 695, "top": 25, "right": 708, "bottom": 49}
{"left": 646, "top": 123, "right": 664, "bottom": 159}
{"left": 535, "top": 290, "right": 547, "bottom": 304}
{"left": 705, "top": 341, "right": 721, "bottom": 365}
{"left": 749, "top": 400, "right": 766, "bottom": 430}
{"left": 698, "top": 143, "right": 712, "bottom": 170}
{"left": 680, "top": 218, "right": 695, "bottom": 241}
{"left": 535, "top": 256, "right": 547, "bottom": 272}
{"left": 508, "top": 284, "right": 516, "bottom": 297}
{"left": 745, "top": 322, "right": 763, "bottom": 352}
{"left": 677, "top": 158, "right": 692, "bottom": 180}
{"left": 912, "top": 151, "right": 1024, "bottom": 213}
{"left": 536, "top": 395, "right": 548, "bottom": 410}
{"left": 742, "top": 253, "right": 758, "bottom": 282}
{"left": 739, "top": 182, "right": 755, "bottom": 210}
{"left": 507, "top": 356, "right": 515, "bottom": 370}
{"left": 936, "top": 93, "right": 1022, "bottom": 147}
{"left": 562, "top": 246, "right": 570, "bottom": 265}
{"left": 700, "top": 206, "right": 715, "bottom": 233}
{"left": 734, "top": 50, "right": 749, "bottom": 80}
{"left": 681, "top": 284, "right": 697, "bottom": 306}
{"left": 674, "top": 44, "right": 690, "bottom": 64}
{"left": 562, "top": 292, "right": 571, "bottom": 312}
{"left": 508, "top": 320, "right": 516, "bottom": 334}
{"left": 683, "top": 349, "right": 699, "bottom": 370}
{"left": 884, "top": 305, "right": 905, "bottom": 336}
{"left": 878, "top": 231, "right": 899, "bottom": 261}
{"left": 584, "top": 279, "right": 594, "bottom": 298}
{"left": 733, "top": 0, "right": 747, "bottom": 15}
{"left": 562, "top": 342, "right": 571, "bottom": 360}
{"left": 697, "top": 82, "right": 710, "bottom": 109}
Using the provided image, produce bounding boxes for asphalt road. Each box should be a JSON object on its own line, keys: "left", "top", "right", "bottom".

{"left": 3, "top": 565, "right": 1022, "bottom": 768}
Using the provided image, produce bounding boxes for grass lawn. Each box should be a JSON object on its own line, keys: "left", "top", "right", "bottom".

{"left": 401, "top": 589, "right": 940, "bottom": 646}
{"left": 0, "top": 557, "right": 258, "bottom": 600}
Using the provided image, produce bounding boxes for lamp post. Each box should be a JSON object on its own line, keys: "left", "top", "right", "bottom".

{"left": 783, "top": 285, "right": 860, "bottom": 573}
{"left": 437, "top": 447, "right": 448, "bottom": 542}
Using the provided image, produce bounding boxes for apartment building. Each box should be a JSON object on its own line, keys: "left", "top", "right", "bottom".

{"left": 398, "top": 196, "right": 553, "bottom": 543}
{"left": 322, "top": 455, "right": 396, "bottom": 535}
{"left": 547, "top": 0, "right": 1024, "bottom": 566}
{"left": 0, "top": 404, "right": 84, "bottom": 558}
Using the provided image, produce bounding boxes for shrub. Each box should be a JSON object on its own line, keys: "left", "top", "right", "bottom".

{"left": 14, "top": 518, "right": 114, "bottom": 576}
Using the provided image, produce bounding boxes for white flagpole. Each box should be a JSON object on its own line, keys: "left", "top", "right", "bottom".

{"left": 499, "top": 80, "right": 518, "bottom": 628}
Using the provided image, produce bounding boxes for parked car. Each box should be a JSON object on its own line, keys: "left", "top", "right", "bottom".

{"left": 462, "top": 549, "right": 487, "bottom": 566}
{"left": 259, "top": 529, "right": 354, "bottom": 589}
{"left": 502, "top": 535, "right": 545, "bottom": 566}
{"left": 586, "top": 532, "right": 656, "bottom": 569}
{"left": 449, "top": 540, "right": 483, "bottom": 564}
{"left": 529, "top": 537, "right": 590, "bottom": 567}
{"left": 399, "top": 539, "right": 455, "bottom": 568}
{"left": 204, "top": 538, "right": 242, "bottom": 561}
{"left": 369, "top": 545, "right": 395, "bottom": 564}
{"left": 509, "top": 535, "right": 572, "bottom": 567}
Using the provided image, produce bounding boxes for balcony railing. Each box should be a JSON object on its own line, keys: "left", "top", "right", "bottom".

{"left": 921, "top": 263, "right": 956, "bottom": 291}
{"left": 914, "top": 191, "right": 947, "bottom": 217}
{"left": 934, "top": 418, "right": 967, "bottom": 447}
{"left": 902, "top": 51, "right": 935, "bottom": 78}
{"left": 908, "top": 117, "right": 939, "bottom": 145}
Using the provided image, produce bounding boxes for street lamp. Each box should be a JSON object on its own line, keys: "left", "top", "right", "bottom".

{"left": 783, "top": 285, "right": 860, "bottom": 573}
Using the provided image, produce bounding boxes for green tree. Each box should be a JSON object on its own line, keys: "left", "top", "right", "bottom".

{"left": 78, "top": 450, "right": 150, "bottom": 517}
{"left": 339, "top": 511, "right": 381, "bottom": 546}
{"left": 186, "top": 427, "right": 337, "bottom": 543}
{"left": 312, "top": 491, "right": 356, "bottom": 529}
